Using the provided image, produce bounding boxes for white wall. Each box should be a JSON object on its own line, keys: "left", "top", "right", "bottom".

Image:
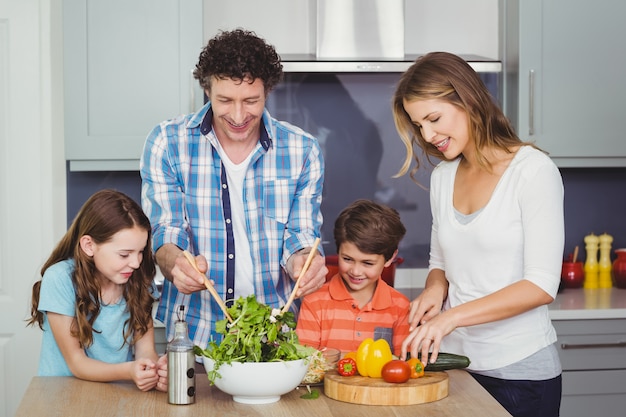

{"left": 0, "top": 0, "right": 66, "bottom": 415}
{"left": 202, "top": 0, "right": 499, "bottom": 59}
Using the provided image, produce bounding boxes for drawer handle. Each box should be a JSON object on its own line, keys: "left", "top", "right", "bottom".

{"left": 561, "top": 341, "right": 626, "bottom": 350}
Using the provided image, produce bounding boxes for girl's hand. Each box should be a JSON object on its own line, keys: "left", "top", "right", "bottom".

{"left": 155, "top": 354, "right": 168, "bottom": 392}
{"left": 131, "top": 358, "right": 159, "bottom": 391}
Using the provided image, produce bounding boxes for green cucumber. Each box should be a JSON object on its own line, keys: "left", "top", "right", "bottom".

{"left": 415, "top": 352, "right": 471, "bottom": 371}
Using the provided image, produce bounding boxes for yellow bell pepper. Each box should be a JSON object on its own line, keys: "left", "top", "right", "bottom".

{"left": 356, "top": 338, "right": 393, "bottom": 378}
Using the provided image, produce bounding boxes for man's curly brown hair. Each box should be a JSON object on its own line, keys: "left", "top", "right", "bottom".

{"left": 193, "top": 29, "right": 283, "bottom": 94}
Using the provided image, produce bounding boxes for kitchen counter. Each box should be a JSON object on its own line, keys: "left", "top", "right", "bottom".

{"left": 549, "top": 287, "right": 626, "bottom": 320}
{"left": 15, "top": 370, "right": 512, "bottom": 417}
{"left": 398, "top": 287, "right": 626, "bottom": 321}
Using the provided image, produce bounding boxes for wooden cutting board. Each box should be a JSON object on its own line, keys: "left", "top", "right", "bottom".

{"left": 324, "top": 370, "right": 449, "bottom": 405}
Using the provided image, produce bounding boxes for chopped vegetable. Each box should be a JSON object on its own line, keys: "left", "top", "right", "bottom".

{"left": 337, "top": 357, "right": 357, "bottom": 376}
{"left": 301, "top": 348, "right": 332, "bottom": 384}
{"left": 193, "top": 295, "right": 312, "bottom": 384}
{"left": 406, "top": 357, "right": 425, "bottom": 378}
{"left": 300, "top": 385, "right": 320, "bottom": 399}
{"left": 356, "top": 338, "right": 393, "bottom": 378}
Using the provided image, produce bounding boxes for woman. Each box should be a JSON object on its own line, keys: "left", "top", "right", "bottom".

{"left": 393, "top": 52, "right": 564, "bottom": 417}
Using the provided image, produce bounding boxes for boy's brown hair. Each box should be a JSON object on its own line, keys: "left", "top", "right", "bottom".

{"left": 333, "top": 199, "right": 406, "bottom": 261}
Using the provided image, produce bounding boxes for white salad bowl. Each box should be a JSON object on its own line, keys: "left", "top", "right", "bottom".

{"left": 202, "top": 357, "right": 309, "bottom": 404}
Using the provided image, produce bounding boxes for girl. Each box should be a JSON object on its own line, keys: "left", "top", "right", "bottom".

{"left": 393, "top": 52, "right": 564, "bottom": 417}
{"left": 28, "top": 189, "right": 167, "bottom": 392}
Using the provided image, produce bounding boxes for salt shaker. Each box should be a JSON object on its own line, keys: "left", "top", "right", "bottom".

{"left": 167, "top": 306, "right": 196, "bottom": 405}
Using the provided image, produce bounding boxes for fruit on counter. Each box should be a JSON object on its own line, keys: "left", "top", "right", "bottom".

{"left": 381, "top": 360, "right": 411, "bottom": 383}
{"left": 356, "top": 338, "right": 393, "bottom": 378}
{"left": 337, "top": 357, "right": 357, "bottom": 376}
{"left": 415, "top": 352, "right": 471, "bottom": 371}
{"left": 406, "top": 357, "right": 425, "bottom": 378}
{"left": 343, "top": 351, "right": 357, "bottom": 360}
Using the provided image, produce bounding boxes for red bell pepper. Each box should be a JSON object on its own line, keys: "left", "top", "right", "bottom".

{"left": 337, "top": 357, "right": 357, "bottom": 376}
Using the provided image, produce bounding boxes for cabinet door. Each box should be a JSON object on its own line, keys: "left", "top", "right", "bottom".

{"left": 562, "top": 370, "right": 626, "bottom": 417}
{"left": 509, "top": 0, "right": 626, "bottom": 167}
{"left": 553, "top": 319, "right": 626, "bottom": 417}
{"left": 64, "top": 0, "right": 203, "bottom": 170}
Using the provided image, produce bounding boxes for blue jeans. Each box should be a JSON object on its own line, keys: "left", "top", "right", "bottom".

{"left": 470, "top": 373, "right": 562, "bottom": 417}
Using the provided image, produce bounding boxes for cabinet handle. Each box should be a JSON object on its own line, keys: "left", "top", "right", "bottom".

{"left": 561, "top": 341, "right": 626, "bottom": 350}
{"left": 528, "top": 69, "right": 535, "bottom": 136}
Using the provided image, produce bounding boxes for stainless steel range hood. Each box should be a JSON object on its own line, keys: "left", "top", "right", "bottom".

{"left": 280, "top": 0, "right": 500, "bottom": 73}
{"left": 317, "top": 0, "right": 404, "bottom": 60}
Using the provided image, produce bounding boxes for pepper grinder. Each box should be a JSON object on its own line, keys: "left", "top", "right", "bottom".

{"left": 167, "top": 306, "right": 196, "bottom": 405}
{"left": 598, "top": 233, "right": 613, "bottom": 288}
{"left": 584, "top": 233, "right": 599, "bottom": 289}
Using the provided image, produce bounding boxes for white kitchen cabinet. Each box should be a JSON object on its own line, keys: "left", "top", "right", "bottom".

{"left": 553, "top": 319, "right": 626, "bottom": 417}
{"left": 63, "top": 0, "right": 203, "bottom": 171}
{"left": 502, "top": 0, "right": 626, "bottom": 167}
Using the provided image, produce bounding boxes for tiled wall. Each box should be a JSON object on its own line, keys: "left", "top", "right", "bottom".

{"left": 67, "top": 166, "right": 626, "bottom": 267}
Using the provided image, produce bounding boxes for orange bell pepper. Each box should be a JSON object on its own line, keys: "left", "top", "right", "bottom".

{"left": 343, "top": 351, "right": 357, "bottom": 360}
{"left": 406, "top": 357, "right": 425, "bottom": 378}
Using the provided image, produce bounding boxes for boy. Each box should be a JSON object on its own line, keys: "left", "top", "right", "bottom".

{"left": 296, "top": 199, "right": 410, "bottom": 356}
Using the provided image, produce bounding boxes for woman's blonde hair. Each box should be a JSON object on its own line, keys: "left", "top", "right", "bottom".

{"left": 392, "top": 52, "right": 535, "bottom": 182}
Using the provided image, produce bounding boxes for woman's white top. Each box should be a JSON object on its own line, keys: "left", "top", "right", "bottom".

{"left": 430, "top": 146, "right": 565, "bottom": 371}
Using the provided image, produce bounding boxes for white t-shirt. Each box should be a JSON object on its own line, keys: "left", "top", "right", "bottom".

{"left": 215, "top": 142, "right": 255, "bottom": 299}
{"left": 430, "top": 146, "right": 564, "bottom": 371}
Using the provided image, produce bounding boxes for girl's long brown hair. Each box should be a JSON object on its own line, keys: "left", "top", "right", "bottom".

{"left": 392, "top": 52, "right": 538, "bottom": 183}
{"left": 28, "top": 189, "right": 156, "bottom": 349}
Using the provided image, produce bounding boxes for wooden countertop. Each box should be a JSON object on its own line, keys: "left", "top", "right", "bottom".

{"left": 15, "top": 369, "right": 512, "bottom": 417}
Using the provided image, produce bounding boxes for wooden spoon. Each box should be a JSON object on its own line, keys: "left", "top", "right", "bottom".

{"left": 182, "top": 250, "right": 233, "bottom": 323}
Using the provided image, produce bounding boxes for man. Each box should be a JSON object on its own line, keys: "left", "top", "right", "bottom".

{"left": 140, "top": 29, "right": 327, "bottom": 349}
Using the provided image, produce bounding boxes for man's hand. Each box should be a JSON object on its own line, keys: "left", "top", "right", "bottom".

{"left": 286, "top": 249, "right": 328, "bottom": 298}
{"left": 156, "top": 244, "right": 209, "bottom": 294}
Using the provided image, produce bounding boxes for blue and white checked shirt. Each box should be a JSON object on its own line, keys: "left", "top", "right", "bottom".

{"left": 140, "top": 102, "right": 324, "bottom": 349}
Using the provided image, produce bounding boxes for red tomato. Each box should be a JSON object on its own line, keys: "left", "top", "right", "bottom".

{"left": 381, "top": 360, "right": 411, "bottom": 383}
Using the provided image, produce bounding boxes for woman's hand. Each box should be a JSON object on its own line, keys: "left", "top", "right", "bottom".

{"left": 400, "top": 309, "right": 458, "bottom": 365}
{"left": 407, "top": 283, "right": 446, "bottom": 330}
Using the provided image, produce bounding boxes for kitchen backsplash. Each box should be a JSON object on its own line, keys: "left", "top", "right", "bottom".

{"left": 67, "top": 165, "right": 626, "bottom": 267}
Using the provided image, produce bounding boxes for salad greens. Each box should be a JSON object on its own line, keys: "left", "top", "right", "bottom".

{"left": 300, "top": 386, "right": 320, "bottom": 399}
{"left": 193, "top": 294, "right": 314, "bottom": 384}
